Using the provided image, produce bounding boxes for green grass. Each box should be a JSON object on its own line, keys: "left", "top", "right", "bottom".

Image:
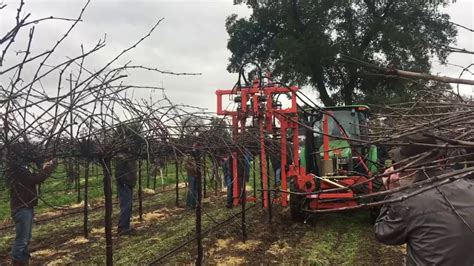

{"left": 291, "top": 211, "right": 405, "bottom": 265}
{"left": 301, "top": 212, "right": 369, "bottom": 264}
{"left": 0, "top": 187, "right": 188, "bottom": 254}
{"left": 0, "top": 180, "right": 404, "bottom": 264}
{"left": 0, "top": 160, "right": 199, "bottom": 221}
{"left": 0, "top": 155, "right": 266, "bottom": 222}
{"left": 90, "top": 201, "right": 240, "bottom": 264}
{"left": 0, "top": 153, "right": 275, "bottom": 222}
{"left": 0, "top": 186, "right": 237, "bottom": 264}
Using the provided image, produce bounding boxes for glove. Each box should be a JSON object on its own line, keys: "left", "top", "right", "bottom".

{"left": 42, "top": 159, "right": 58, "bottom": 174}
{"left": 382, "top": 166, "right": 400, "bottom": 190}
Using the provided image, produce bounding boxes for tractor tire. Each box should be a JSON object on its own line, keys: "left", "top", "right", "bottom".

{"left": 289, "top": 182, "right": 307, "bottom": 222}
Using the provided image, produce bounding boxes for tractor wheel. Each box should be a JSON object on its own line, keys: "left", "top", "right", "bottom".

{"left": 289, "top": 181, "right": 306, "bottom": 222}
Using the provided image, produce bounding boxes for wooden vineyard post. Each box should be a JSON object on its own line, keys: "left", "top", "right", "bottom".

{"left": 160, "top": 167, "right": 164, "bottom": 190}
{"left": 138, "top": 159, "right": 143, "bottom": 221}
{"left": 153, "top": 163, "right": 158, "bottom": 191}
{"left": 241, "top": 157, "right": 247, "bottom": 242}
{"left": 194, "top": 153, "right": 203, "bottom": 266}
{"left": 266, "top": 154, "right": 272, "bottom": 223}
{"left": 259, "top": 154, "right": 264, "bottom": 208}
{"left": 76, "top": 159, "right": 81, "bottom": 203}
{"left": 175, "top": 159, "right": 179, "bottom": 206}
{"left": 203, "top": 155, "right": 207, "bottom": 198}
{"left": 83, "top": 161, "right": 90, "bottom": 238}
{"left": 67, "top": 159, "right": 75, "bottom": 198}
{"left": 213, "top": 157, "right": 219, "bottom": 196}
{"left": 100, "top": 158, "right": 113, "bottom": 266}
{"left": 162, "top": 159, "right": 168, "bottom": 191}
{"left": 252, "top": 158, "right": 256, "bottom": 197}
{"left": 146, "top": 158, "right": 150, "bottom": 189}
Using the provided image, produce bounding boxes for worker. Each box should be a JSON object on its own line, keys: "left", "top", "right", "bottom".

{"left": 185, "top": 155, "right": 198, "bottom": 209}
{"left": 270, "top": 140, "right": 293, "bottom": 187}
{"left": 222, "top": 153, "right": 233, "bottom": 208}
{"left": 224, "top": 149, "right": 253, "bottom": 208}
{"left": 237, "top": 149, "right": 254, "bottom": 193}
{"left": 5, "top": 143, "right": 57, "bottom": 265}
{"left": 243, "top": 149, "right": 253, "bottom": 183}
{"left": 115, "top": 152, "right": 137, "bottom": 235}
{"left": 270, "top": 150, "right": 281, "bottom": 186}
{"left": 374, "top": 140, "right": 474, "bottom": 265}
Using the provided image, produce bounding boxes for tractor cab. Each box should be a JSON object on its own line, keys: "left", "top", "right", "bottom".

{"left": 300, "top": 105, "right": 377, "bottom": 180}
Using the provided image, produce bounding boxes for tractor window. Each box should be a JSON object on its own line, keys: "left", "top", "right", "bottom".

{"left": 330, "top": 111, "right": 359, "bottom": 139}
{"left": 314, "top": 110, "right": 360, "bottom": 139}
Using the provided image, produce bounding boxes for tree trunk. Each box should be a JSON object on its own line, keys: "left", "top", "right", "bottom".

{"left": 343, "top": 74, "right": 357, "bottom": 105}
{"left": 312, "top": 65, "right": 335, "bottom": 106}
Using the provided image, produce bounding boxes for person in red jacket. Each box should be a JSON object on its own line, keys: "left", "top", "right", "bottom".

{"left": 5, "top": 143, "right": 57, "bottom": 266}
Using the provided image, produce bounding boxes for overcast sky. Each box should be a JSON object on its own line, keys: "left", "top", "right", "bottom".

{"left": 1, "top": 0, "right": 473, "bottom": 113}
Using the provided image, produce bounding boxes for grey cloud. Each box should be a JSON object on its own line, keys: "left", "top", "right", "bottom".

{"left": 1, "top": 0, "right": 472, "bottom": 111}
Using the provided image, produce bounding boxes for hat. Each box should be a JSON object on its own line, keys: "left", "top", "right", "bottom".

{"left": 384, "top": 159, "right": 393, "bottom": 168}
{"left": 387, "top": 134, "right": 443, "bottom": 161}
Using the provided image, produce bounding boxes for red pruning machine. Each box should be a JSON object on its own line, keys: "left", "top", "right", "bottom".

{"left": 216, "top": 70, "right": 379, "bottom": 220}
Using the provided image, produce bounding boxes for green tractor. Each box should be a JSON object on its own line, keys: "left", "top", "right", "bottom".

{"left": 290, "top": 105, "right": 381, "bottom": 220}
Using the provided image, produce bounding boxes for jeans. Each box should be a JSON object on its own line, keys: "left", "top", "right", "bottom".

{"left": 186, "top": 176, "right": 197, "bottom": 208}
{"left": 118, "top": 183, "right": 133, "bottom": 231}
{"left": 12, "top": 207, "right": 34, "bottom": 262}
{"left": 225, "top": 174, "right": 233, "bottom": 206}
{"left": 275, "top": 168, "right": 281, "bottom": 185}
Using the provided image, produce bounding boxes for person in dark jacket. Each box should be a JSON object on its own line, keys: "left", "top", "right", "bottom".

{"left": 222, "top": 154, "right": 233, "bottom": 208}
{"left": 229, "top": 149, "right": 254, "bottom": 207}
{"left": 5, "top": 144, "right": 57, "bottom": 266}
{"left": 269, "top": 139, "right": 293, "bottom": 187}
{"left": 375, "top": 142, "right": 474, "bottom": 265}
{"left": 270, "top": 152, "right": 281, "bottom": 186}
{"left": 222, "top": 153, "right": 249, "bottom": 209}
{"left": 185, "top": 155, "right": 198, "bottom": 209}
{"left": 115, "top": 153, "right": 137, "bottom": 235}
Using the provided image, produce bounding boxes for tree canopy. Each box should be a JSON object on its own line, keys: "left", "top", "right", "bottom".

{"left": 226, "top": 0, "right": 457, "bottom": 106}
